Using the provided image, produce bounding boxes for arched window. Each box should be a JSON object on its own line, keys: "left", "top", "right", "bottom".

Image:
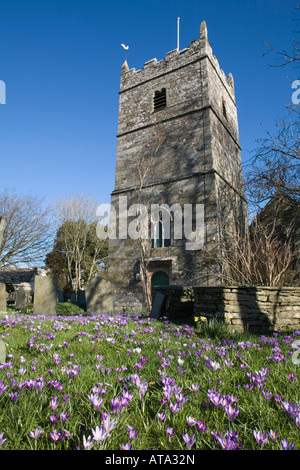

{"left": 151, "top": 212, "right": 171, "bottom": 248}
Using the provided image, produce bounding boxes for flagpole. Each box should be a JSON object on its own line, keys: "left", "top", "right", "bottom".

{"left": 177, "top": 17, "right": 180, "bottom": 51}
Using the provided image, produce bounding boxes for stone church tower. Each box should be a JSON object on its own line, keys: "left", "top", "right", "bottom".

{"left": 107, "top": 22, "right": 248, "bottom": 311}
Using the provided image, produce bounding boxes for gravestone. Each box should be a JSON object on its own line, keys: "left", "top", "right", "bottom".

{"left": 15, "top": 288, "right": 26, "bottom": 310}
{"left": 0, "top": 340, "right": 6, "bottom": 364}
{"left": 0, "top": 283, "right": 6, "bottom": 313}
{"left": 85, "top": 277, "right": 113, "bottom": 315}
{"left": 150, "top": 292, "right": 166, "bottom": 319}
{"left": 33, "top": 276, "right": 58, "bottom": 315}
{"left": 70, "top": 292, "right": 77, "bottom": 304}
{"left": 77, "top": 289, "right": 86, "bottom": 309}
{"left": 57, "top": 289, "right": 64, "bottom": 303}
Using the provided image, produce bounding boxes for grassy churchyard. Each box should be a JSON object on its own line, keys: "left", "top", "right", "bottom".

{"left": 0, "top": 310, "right": 299, "bottom": 450}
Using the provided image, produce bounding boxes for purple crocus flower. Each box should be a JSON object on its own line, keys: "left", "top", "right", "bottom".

{"left": 175, "top": 393, "right": 188, "bottom": 405}
{"left": 49, "top": 396, "right": 60, "bottom": 411}
{"left": 243, "top": 383, "right": 254, "bottom": 391}
{"left": 262, "top": 390, "right": 272, "bottom": 400}
{"left": 29, "top": 428, "right": 44, "bottom": 439}
{"left": 138, "top": 381, "right": 148, "bottom": 397}
{"left": 281, "top": 439, "right": 296, "bottom": 450}
{"left": 162, "top": 386, "right": 173, "bottom": 402}
{"left": 10, "top": 391, "right": 21, "bottom": 403}
{"left": 59, "top": 412, "right": 69, "bottom": 424}
{"left": 91, "top": 425, "right": 109, "bottom": 444}
{"left": 182, "top": 433, "right": 196, "bottom": 450}
{"left": 102, "top": 414, "right": 118, "bottom": 433}
{"left": 282, "top": 401, "right": 299, "bottom": 421}
{"left": 186, "top": 416, "right": 197, "bottom": 427}
{"left": 211, "top": 430, "right": 243, "bottom": 450}
{"left": 166, "top": 427, "right": 175, "bottom": 443}
{"left": 88, "top": 393, "right": 103, "bottom": 412}
{"left": 268, "top": 430, "right": 280, "bottom": 441}
{"left": 0, "top": 381, "right": 8, "bottom": 396}
{"left": 253, "top": 430, "right": 268, "bottom": 447}
{"left": 126, "top": 425, "right": 138, "bottom": 441}
{"left": 169, "top": 401, "right": 182, "bottom": 414}
{"left": 110, "top": 397, "right": 124, "bottom": 413}
{"left": 196, "top": 420, "right": 208, "bottom": 435}
{"left": 275, "top": 395, "right": 283, "bottom": 404}
{"left": 287, "top": 373, "right": 297, "bottom": 381}
{"left": 83, "top": 435, "right": 94, "bottom": 450}
{"left": 157, "top": 412, "right": 166, "bottom": 422}
{"left": 224, "top": 359, "right": 234, "bottom": 367}
{"left": 50, "top": 429, "right": 64, "bottom": 443}
{"left": 187, "top": 383, "right": 199, "bottom": 393}
{"left": 50, "top": 414, "right": 60, "bottom": 423}
{"left": 121, "top": 443, "right": 132, "bottom": 450}
{"left": 207, "top": 389, "right": 221, "bottom": 407}
{"left": 121, "top": 390, "right": 133, "bottom": 403}
{"left": 0, "top": 432, "right": 7, "bottom": 447}
{"left": 62, "top": 394, "right": 70, "bottom": 404}
{"left": 224, "top": 404, "right": 239, "bottom": 422}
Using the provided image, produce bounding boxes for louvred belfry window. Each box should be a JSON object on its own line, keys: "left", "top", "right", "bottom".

{"left": 153, "top": 88, "right": 167, "bottom": 111}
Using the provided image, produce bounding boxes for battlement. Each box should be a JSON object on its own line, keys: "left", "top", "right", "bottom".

{"left": 120, "top": 21, "right": 235, "bottom": 99}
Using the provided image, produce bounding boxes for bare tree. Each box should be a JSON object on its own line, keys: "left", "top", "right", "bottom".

{"left": 0, "top": 191, "right": 51, "bottom": 268}
{"left": 245, "top": 4, "right": 300, "bottom": 204}
{"left": 0, "top": 217, "right": 5, "bottom": 248}
{"left": 51, "top": 194, "right": 107, "bottom": 292}
{"left": 263, "top": 4, "right": 300, "bottom": 80}
{"left": 85, "top": 221, "right": 108, "bottom": 283}
{"left": 245, "top": 119, "right": 300, "bottom": 203}
{"left": 201, "top": 195, "right": 298, "bottom": 287}
{"left": 132, "top": 124, "right": 166, "bottom": 309}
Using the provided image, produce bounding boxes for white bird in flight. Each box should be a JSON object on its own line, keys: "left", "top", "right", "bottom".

{"left": 121, "top": 44, "right": 129, "bottom": 60}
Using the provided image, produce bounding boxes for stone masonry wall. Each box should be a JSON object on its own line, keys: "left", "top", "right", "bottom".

{"left": 153, "top": 285, "right": 300, "bottom": 332}
{"left": 194, "top": 286, "right": 300, "bottom": 332}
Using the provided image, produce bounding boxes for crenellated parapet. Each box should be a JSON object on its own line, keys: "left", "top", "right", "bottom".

{"left": 120, "top": 21, "right": 235, "bottom": 102}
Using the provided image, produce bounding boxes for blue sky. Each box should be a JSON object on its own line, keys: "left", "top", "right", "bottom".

{"left": 0, "top": 0, "right": 298, "bottom": 209}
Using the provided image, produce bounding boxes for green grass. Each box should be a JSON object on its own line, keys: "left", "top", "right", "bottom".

{"left": 0, "top": 310, "right": 299, "bottom": 450}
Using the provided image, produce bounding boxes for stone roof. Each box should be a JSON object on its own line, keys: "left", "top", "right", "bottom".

{"left": 0, "top": 267, "right": 39, "bottom": 286}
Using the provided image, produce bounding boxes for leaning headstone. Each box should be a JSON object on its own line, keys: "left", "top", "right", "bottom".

{"left": 33, "top": 276, "right": 58, "bottom": 315}
{"left": 150, "top": 292, "right": 166, "bottom": 319}
{"left": 0, "top": 340, "right": 6, "bottom": 364}
{"left": 85, "top": 277, "right": 113, "bottom": 315}
{"left": 0, "top": 283, "right": 6, "bottom": 313}
{"left": 15, "top": 288, "right": 26, "bottom": 310}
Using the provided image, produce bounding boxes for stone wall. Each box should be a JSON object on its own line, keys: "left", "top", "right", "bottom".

{"left": 153, "top": 285, "right": 300, "bottom": 332}
{"left": 194, "top": 286, "right": 300, "bottom": 332}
